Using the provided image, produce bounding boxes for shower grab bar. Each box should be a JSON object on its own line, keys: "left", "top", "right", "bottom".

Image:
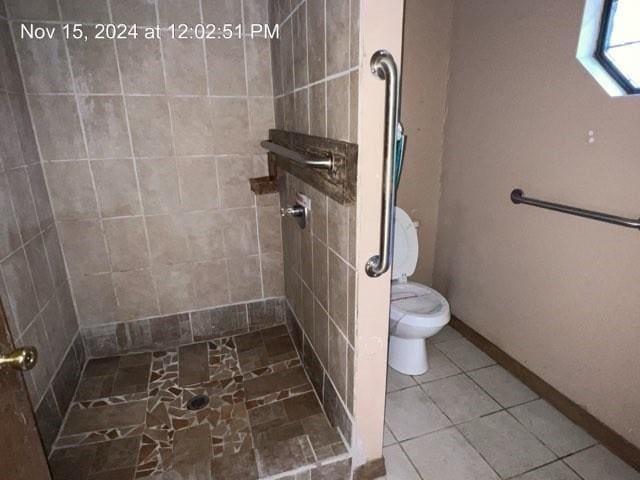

{"left": 511, "top": 189, "right": 640, "bottom": 230}
{"left": 260, "top": 140, "right": 335, "bottom": 171}
{"left": 366, "top": 50, "right": 401, "bottom": 278}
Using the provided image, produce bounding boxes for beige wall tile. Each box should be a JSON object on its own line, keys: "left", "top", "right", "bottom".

{"left": 249, "top": 97, "right": 275, "bottom": 147}
{"left": 0, "top": 95, "right": 23, "bottom": 168}
{"left": 12, "top": 23, "right": 72, "bottom": 93}
{"left": 103, "top": 217, "right": 150, "bottom": 272}
{"left": 5, "top": 0, "right": 59, "bottom": 20}
{"left": 153, "top": 263, "right": 192, "bottom": 313}
{"left": 349, "top": 0, "right": 359, "bottom": 68}
{"left": 59, "top": 0, "right": 109, "bottom": 23}
{"left": 40, "top": 295, "right": 66, "bottom": 364}
{"left": 157, "top": 0, "right": 201, "bottom": 26}
{"left": 1, "top": 248, "right": 39, "bottom": 332}
{"left": 112, "top": 269, "right": 159, "bottom": 320}
{"left": 72, "top": 272, "right": 117, "bottom": 325}
{"left": 314, "top": 299, "right": 329, "bottom": 368}
{"left": 279, "top": 20, "right": 294, "bottom": 93}
{"left": 58, "top": 220, "right": 110, "bottom": 275}
{"left": 191, "top": 259, "right": 230, "bottom": 308}
{"left": 327, "top": 196, "right": 349, "bottom": 259}
{"left": 126, "top": 96, "right": 173, "bottom": 157}
{"left": 137, "top": 157, "right": 181, "bottom": 214}
{"left": 309, "top": 82, "right": 326, "bottom": 137}
{"left": 347, "top": 265, "right": 355, "bottom": 345}
{"left": 328, "top": 250, "right": 348, "bottom": 336}
{"left": 328, "top": 318, "right": 347, "bottom": 400}
{"left": 8, "top": 94, "right": 40, "bottom": 164}
{"left": 293, "top": 89, "right": 309, "bottom": 134}
{"left": 0, "top": 173, "right": 21, "bottom": 258}
{"left": 326, "top": 0, "right": 349, "bottom": 75}
{"left": 270, "top": 35, "right": 283, "bottom": 97}
{"left": 6, "top": 168, "right": 40, "bottom": 241}
{"left": 312, "top": 237, "right": 328, "bottom": 309}
{"left": 326, "top": 74, "right": 349, "bottom": 141}
{"left": 43, "top": 226, "right": 66, "bottom": 287}
{"left": 244, "top": 0, "right": 269, "bottom": 25}
{"left": 78, "top": 95, "right": 131, "bottom": 158}
{"left": 0, "top": 24, "right": 22, "bottom": 92}
{"left": 201, "top": 0, "right": 242, "bottom": 24}
{"left": 261, "top": 252, "right": 284, "bottom": 297}
{"left": 117, "top": 37, "right": 165, "bottom": 95}
{"left": 24, "top": 233, "right": 54, "bottom": 308}
{"left": 222, "top": 207, "right": 259, "bottom": 258}
{"left": 258, "top": 206, "right": 282, "bottom": 254}
{"left": 292, "top": 5, "right": 308, "bottom": 88}
{"left": 91, "top": 159, "right": 142, "bottom": 218}
{"left": 176, "top": 157, "right": 219, "bottom": 211}
{"left": 210, "top": 97, "right": 250, "bottom": 154}
{"left": 67, "top": 36, "right": 120, "bottom": 94}
{"left": 246, "top": 37, "right": 273, "bottom": 96}
{"left": 227, "top": 255, "right": 262, "bottom": 303}
{"left": 182, "top": 210, "right": 225, "bottom": 261}
{"left": 162, "top": 35, "right": 207, "bottom": 95}
{"left": 301, "top": 281, "right": 314, "bottom": 341}
{"left": 45, "top": 161, "right": 98, "bottom": 221}
{"left": 216, "top": 155, "right": 260, "bottom": 208}
{"left": 300, "top": 227, "right": 313, "bottom": 287}
{"left": 349, "top": 70, "right": 358, "bottom": 143}
{"left": 206, "top": 38, "right": 246, "bottom": 96}
{"left": 27, "top": 164, "right": 54, "bottom": 229}
{"left": 110, "top": 0, "right": 158, "bottom": 26}
{"left": 307, "top": 0, "right": 326, "bottom": 83}
{"left": 283, "top": 93, "right": 295, "bottom": 131}
{"left": 29, "top": 95, "right": 86, "bottom": 160}
{"left": 146, "top": 214, "right": 190, "bottom": 265}
{"left": 170, "top": 97, "right": 215, "bottom": 156}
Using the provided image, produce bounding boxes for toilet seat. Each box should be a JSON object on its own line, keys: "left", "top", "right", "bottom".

{"left": 390, "top": 281, "right": 449, "bottom": 328}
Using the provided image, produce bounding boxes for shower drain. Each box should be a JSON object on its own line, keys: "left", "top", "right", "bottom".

{"left": 186, "top": 394, "right": 210, "bottom": 411}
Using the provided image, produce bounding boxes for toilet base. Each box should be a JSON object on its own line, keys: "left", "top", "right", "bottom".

{"left": 388, "top": 335, "right": 429, "bottom": 375}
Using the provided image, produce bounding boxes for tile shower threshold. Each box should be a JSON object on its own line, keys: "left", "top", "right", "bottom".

{"left": 48, "top": 325, "right": 350, "bottom": 480}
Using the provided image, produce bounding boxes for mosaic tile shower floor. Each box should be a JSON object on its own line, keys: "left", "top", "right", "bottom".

{"left": 48, "top": 325, "right": 349, "bottom": 479}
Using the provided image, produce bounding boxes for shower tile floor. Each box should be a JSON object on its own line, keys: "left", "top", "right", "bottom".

{"left": 383, "top": 326, "right": 640, "bottom": 480}
{"left": 48, "top": 325, "right": 348, "bottom": 479}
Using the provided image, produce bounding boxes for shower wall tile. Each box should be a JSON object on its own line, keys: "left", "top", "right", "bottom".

{"left": 78, "top": 95, "right": 131, "bottom": 159}
{"left": 103, "top": 217, "right": 150, "bottom": 271}
{"left": 326, "top": 0, "right": 350, "bottom": 75}
{"left": 59, "top": 0, "right": 110, "bottom": 23}
{"left": 110, "top": 0, "right": 158, "bottom": 27}
{"left": 5, "top": 0, "right": 60, "bottom": 21}
{"left": 210, "top": 97, "right": 251, "bottom": 154}
{"left": 227, "top": 255, "right": 263, "bottom": 303}
{"left": 307, "top": 0, "right": 326, "bottom": 83}
{"left": 91, "top": 158, "right": 142, "bottom": 218}
{"left": 126, "top": 96, "right": 174, "bottom": 157}
{"left": 67, "top": 36, "right": 120, "bottom": 94}
{"left": 162, "top": 36, "right": 207, "bottom": 95}
{"left": 176, "top": 157, "right": 220, "bottom": 211}
{"left": 201, "top": 0, "right": 243, "bottom": 25}
{"left": 292, "top": 4, "right": 309, "bottom": 89}
{"left": 58, "top": 220, "right": 110, "bottom": 275}
{"left": 12, "top": 23, "right": 72, "bottom": 93}
{"left": 44, "top": 161, "right": 99, "bottom": 221}
{"left": 170, "top": 97, "right": 215, "bottom": 156}
{"left": 327, "top": 74, "right": 350, "bottom": 141}
{"left": 29, "top": 95, "right": 87, "bottom": 160}
{"left": 157, "top": 0, "right": 200, "bottom": 26}
{"left": 0, "top": 15, "right": 80, "bottom": 446}
{"left": 246, "top": 38, "right": 273, "bottom": 96}
{"left": 309, "top": 82, "right": 326, "bottom": 137}
{"left": 206, "top": 38, "right": 246, "bottom": 96}
{"left": 117, "top": 37, "right": 165, "bottom": 94}
{"left": 136, "top": 157, "right": 181, "bottom": 214}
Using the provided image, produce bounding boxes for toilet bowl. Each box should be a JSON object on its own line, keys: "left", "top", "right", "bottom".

{"left": 388, "top": 207, "right": 450, "bottom": 375}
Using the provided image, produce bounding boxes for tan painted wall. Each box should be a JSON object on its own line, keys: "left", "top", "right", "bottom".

{"left": 433, "top": 0, "right": 640, "bottom": 447}
{"left": 397, "top": 0, "right": 453, "bottom": 285}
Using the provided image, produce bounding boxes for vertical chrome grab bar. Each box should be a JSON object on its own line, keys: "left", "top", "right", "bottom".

{"left": 366, "top": 50, "right": 400, "bottom": 278}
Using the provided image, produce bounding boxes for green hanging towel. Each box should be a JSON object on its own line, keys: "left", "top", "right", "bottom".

{"left": 394, "top": 122, "right": 407, "bottom": 193}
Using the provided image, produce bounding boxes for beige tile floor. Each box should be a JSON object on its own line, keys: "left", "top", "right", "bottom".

{"left": 383, "top": 326, "right": 640, "bottom": 480}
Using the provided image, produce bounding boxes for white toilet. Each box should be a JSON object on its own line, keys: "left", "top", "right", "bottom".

{"left": 388, "top": 207, "right": 451, "bottom": 375}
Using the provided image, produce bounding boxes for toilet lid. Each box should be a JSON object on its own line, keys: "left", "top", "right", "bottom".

{"left": 392, "top": 207, "right": 418, "bottom": 280}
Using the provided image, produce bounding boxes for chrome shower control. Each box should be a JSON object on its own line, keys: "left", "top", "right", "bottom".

{"left": 281, "top": 193, "right": 310, "bottom": 229}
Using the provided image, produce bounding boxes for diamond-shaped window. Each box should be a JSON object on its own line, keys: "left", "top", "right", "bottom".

{"left": 596, "top": 0, "right": 640, "bottom": 94}
{"left": 577, "top": 0, "right": 640, "bottom": 97}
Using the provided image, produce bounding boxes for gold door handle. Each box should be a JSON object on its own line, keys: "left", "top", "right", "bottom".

{"left": 0, "top": 347, "right": 38, "bottom": 371}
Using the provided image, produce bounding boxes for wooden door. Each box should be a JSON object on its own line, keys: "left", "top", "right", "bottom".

{"left": 0, "top": 301, "right": 51, "bottom": 479}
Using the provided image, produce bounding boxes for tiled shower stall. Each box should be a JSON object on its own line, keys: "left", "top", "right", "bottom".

{"left": 0, "top": 0, "right": 360, "bottom": 477}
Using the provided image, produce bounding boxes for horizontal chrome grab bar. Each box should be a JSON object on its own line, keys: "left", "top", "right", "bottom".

{"left": 511, "top": 189, "right": 640, "bottom": 230}
{"left": 260, "top": 140, "right": 334, "bottom": 171}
